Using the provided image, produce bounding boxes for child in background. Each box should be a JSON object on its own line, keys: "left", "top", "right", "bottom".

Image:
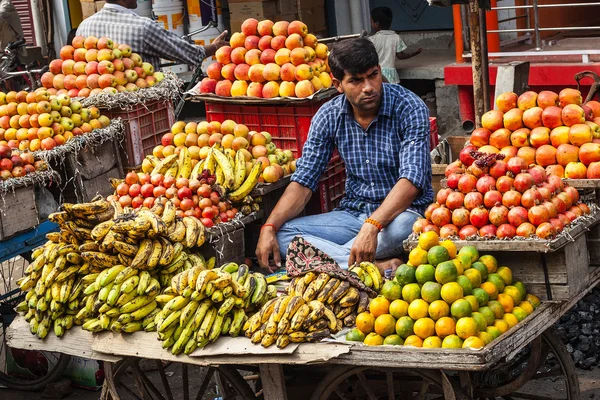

{"left": 369, "top": 7, "right": 422, "bottom": 84}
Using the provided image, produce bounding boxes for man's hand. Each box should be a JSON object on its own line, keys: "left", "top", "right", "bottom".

{"left": 213, "top": 30, "right": 229, "bottom": 49}
{"left": 256, "top": 227, "right": 281, "bottom": 273}
{"left": 348, "top": 223, "right": 379, "bottom": 267}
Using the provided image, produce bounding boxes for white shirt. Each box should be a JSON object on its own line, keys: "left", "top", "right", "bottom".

{"left": 369, "top": 30, "right": 407, "bottom": 84}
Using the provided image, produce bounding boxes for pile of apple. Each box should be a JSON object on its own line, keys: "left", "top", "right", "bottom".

{"left": 0, "top": 88, "right": 110, "bottom": 151}
{"left": 473, "top": 89, "right": 600, "bottom": 179}
{"left": 108, "top": 169, "right": 237, "bottom": 227}
{"left": 0, "top": 144, "right": 47, "bottom": 180}
{"left": 199, "top": 18, "right": 332, "bottom": 99}
{"left": 145, "top": 119, "right": 296, "bottom": 184}
{"left": 41, "top": 36, "right": 164, "bottom": 98}
{"left": 414, "top": 153, "right": 590, "bottom": 240}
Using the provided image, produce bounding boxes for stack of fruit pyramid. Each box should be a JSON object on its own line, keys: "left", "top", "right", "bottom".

{"left": 472, "top": 88, "right": 600, "bottom": 179}
{"left": 346, "top": 233, "right": 540, "bottom": 349}
{"left": 199, "top": 18, "right": 332, "bottom": 99}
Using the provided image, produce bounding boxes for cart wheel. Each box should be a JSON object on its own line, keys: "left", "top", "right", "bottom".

{"left": 103, "top": 357, "right": 258, "bottom": 400}
{"left": 309, "top": 365, "right": 468, "bottom": 400}
{"left": 472, "top": 330, "right": 580, "bottom": 399}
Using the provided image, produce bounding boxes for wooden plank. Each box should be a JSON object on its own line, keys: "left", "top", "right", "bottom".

{"left": 188, "top": 87, "right": 338, "bottom": 105}
{"left": 563, "top": 179, "right": 600, "bottom": 189}
{"left": 260, "top": 364, "right": 288, "bottom": 400}
{"left": 251, "top": 175, "right": 291, "bottom": 196}
{"left": 74, "top": 141, "right": 118, "bottom": 180}
{"left": 0, "top": 185, "right": 39, "bottom": 240}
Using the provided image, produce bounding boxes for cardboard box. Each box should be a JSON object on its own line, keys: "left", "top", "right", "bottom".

{"left": 81, "top": 1, "right": 96, "bottom": 18}
{"left": 297, "top": 0, "right": 322, "bottom": 10}
{"left": 229, "top": 1, "right": 277, "bottom": 30}
{"left": 0, "top": 185, "right": 38, "bottom": 240}
{"left": 277, "top": 0, "right": 296, "bottom": 15}
{"left": 298, "top": 6, "right": 326, "bottom": 31}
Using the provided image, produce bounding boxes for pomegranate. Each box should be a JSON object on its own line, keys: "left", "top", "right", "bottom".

{"left": 502, "top": 190, "right": 522, "bottom": 208}
{"left": 458, "top": 174, "right": 478, "bottom": 194}
{"left": 459, "top": 145, "right": 477, "bottom": 166}
{"left": 440, "top": 224, "right": 459, "bottom": 238}
{"left": 131, "top": 196, "right": 144, "bottom": 209}
{"left": 508, "top": 206, "right": 529, "bottom": 227}
{"left": 466, "top": 163, "right": 487, "bottom": 178}
{"left": 116, "top": 183, "right": 129, "bottom": 196}
{"left": 470, "top": 206, "right": 490, "bottom": 228}
{"left": 412, "top": 218, "right": 429, "bottom": 233}
{"left": 549, "top": 218, "right": 565, "bottom": 233}
{"left": 558, "top": 213, "right": 572, "bottom": 225}
{"left": 528, "top": 204, "right": 550, "bottom": 226}
{"left": 489, "top": 205, "right": 509, "bottom": 227}
{"left": 564, "top": 186, "right": 580, "bottom": 204}
{"left": 445, "top": 191, "right": 466, "bottom": 210}
{"left": 484, "top": 190, "right": 503, "bottom": 208}
{"left": 447, "top": 173, "right": 462, "bottom": 190}
{"left": 521, "top": 188, "right": 542, "bottom": 208}
{"left": 496, "top": 176, "right": 515, "bottom": 194}
{"left": 516, "top": 222, "right": 536, "bottom": 237}
{"left": 459, "top": 225, "right": 479, "bottom": 239}
{"left": 424, "top": 203, "right": 440, "bottom": 220}
{"left": 431, "top": 207, "right": 452, "bottom": 227}
{"left": 528, "top": 165, "right": 547, "bottom": 185}
{"left": 547, "top": 175, "right": 564, "bottom": 191}
{"left": 564, "top": 211, "right": 577, "bottom": 222}
{"left": 436, "top": 188, "right": 453, "bottom": 205}
{"left": 489, "top": 160, "right": 508, "bottom": 179}
{"left": 451, "top": 208, "right": 471, "bottom": 228}
{"left": 536, "top": 222, "right": 555, "bottom": 239}
{"left": 537, "top": 187, "right": 552, "bottom": 201}
{"left": 513, "top": 173, "right": 535, "bottom": 193}
{"left": 577, "top": 203, "right": 591, "bottom": 214}
{"left": 464, "top": 192, "right": 484, "bottom": 210}
{"left": 423, "top": 224, "right": 441, "bottom": 234}
{"left": 557, "top": 192, "right": 573, "bottom": 209}
{"left": 568, "top": 206, "right": 583, "bottom": 218}
{"left": 542, "top": 201, "right": 558, "bottom": 218}
{"left": 479, "top": 224, "right": 498, "bottom": 237}
{"left": 476, "top": 176, "right": 497, "bottom": 194}
{"left": 445, "top": 160, "right": 465, "bottom": 177}
{"left": 507, "top": 156, "right": 527, "bottom": 175}
{"left": 551, "top": 196, "right": 567, "bottom": 214}
{"left": 496, "top": 223, "right": 517, "bottom": 238}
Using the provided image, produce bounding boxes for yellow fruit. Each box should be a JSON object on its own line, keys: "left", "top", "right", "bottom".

{"left": 456, "top": 253, "right": 472, "bottom": 270}
{"left": 456, "top": 275, "right": 473, "bottom": 296}
{"left": 518, "top": 301, "right": 534, "bottom": 315}
{"left": 435, "top": 261, "right": 458, "bottom": 284}
{"left": 440, "top": 240, "right": 457, "bottom": 258}
{"left": 497, "top": 293, "right": 515, "bottom": 313}
{"left": 427, "top": 245, "right": 450, "bottom": 266}
{"left": 356, "top": 312, "right": 375, "bottom": 334}
{"left": 472, "top": 288, "right": 490, "bottom": 307}
{"left": 402, "top": 283, "right": 421, "bottom": 303}
{"left": 346, "top": 328, "right": 366, "bottom": 342}
{"left": 403, "top": 335, "right": 424, "bottom": 347}
{"left": 502, "top": 313, "right": 519, "bottom": 329}
{"left": 415, "top": 264, "right": 435, "bottom": 285}
{"left": 418, "top": 231, "right": 439, "bottom": 251}
{"left": 420, "top": 282, "right": 441, "bottom": 303}
{"left": 480, "top": 282, "right": 499, "bottom": 300}
{"left": 408, "top": 299, "right": 430, "bottom": 320}
{"left": 487, "top": 273, "right": 506, "bottom": 292}
{"left": 369, "top": 296, "right": 390, "bottom": 318}
{"left": 363, "top": 332, "right": 384, "bottom": 346}
{"left": 452, "top": 258, "right": 465, "bottom": 275}
{"left": 478, "top": 331, "right": 493, "bottom": 345}
{"left": 486, "top": 326, "right": 502, "bottom": 340}
{"left": 381, "top": 280, "right": 402, "bottom": 301}
{"left": 502, "top": 286, "right": 523, "bottom": 305}
{"left": 464, "top": 268, "right": 482, "bottom": 289}
{"left": 435, "top": 316, "right": 456, "bottom": 338}
{"left": 423, "top": 336, "right": 442, "bottom": 348}
{"left": 374, "top": 314, "right": 396, "bottom": 337}
{"left": 442, "top": 334, "right": 464, "bottom": 348}
{"left": 428, "top": 300, "right": 450, "bottom": 321}
{"left": 389, "top": 300, "right": 409, "bottom": 319}
{"left": 526, "top": 294, "right": 540, "bottom": 309}
{"left": 451, "top": 299, "right": 473, "bottom": 318}
{"left": 463, "top": 336, "right": 485, "bottom": 349}
{"left": 413, "top": 317, "right": 435, "bottom": 339}
{"left": 478, "top": 255, "right": 498, "bottom": 273}
{"left": 488, "top": 300, "right": 505, "bottom": 319}
{"left": 478, "top": 306, "right": 496, "bottom": 325}
{"left": 395, "top": 316, "right": 415, "bottom": 339}
{"left": 471, "top": 312, "right": 488, "bottom": 332}
{"left": 440, "top": 282, "right": 463, "bottom": 304}
{"left": 513, "top": 281, "right": 527, "bottom": 300}
{"left": 496, "top": 266, "right": 513, "bottom": 285}
{"left": 512, "top": 306, "right": 528, "bottom": 322}
{"left": 493, "top": 319, "right": 509, "bottom": 333}
{"left": 383, "top": 334, "right": 404, "bottom": 346}
{"left": 408, "top": 248, "right": 428, "bottom": 267}
{"left": 458, "top": 246, "right": 479, "bottom": 263}
{"left": 464, "top": 295, "right": 479, "bottom": 312}
{"left": 471, "top": 262, "right": 489, "bottom": 280}
{"left": 455, "top": 317, "right": 478, "bottom": 339}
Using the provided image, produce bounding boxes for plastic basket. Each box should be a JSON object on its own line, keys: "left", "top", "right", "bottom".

{"left": 103, "top": 100, "right": 175, "bottom": 168}
{"left": 430, "top": 116, "right": 439, "bottom": 150}
{"left": 305, "top": 155, "right": 347, "bottom": 215}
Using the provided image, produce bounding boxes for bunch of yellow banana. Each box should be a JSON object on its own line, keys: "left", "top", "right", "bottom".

{"left": 348, "top": 262, "right": 383, "bottom": 292}
{"left": 244, "top": 272, "right": 371, "bottom": 349}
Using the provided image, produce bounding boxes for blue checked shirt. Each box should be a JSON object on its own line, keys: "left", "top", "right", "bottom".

{"left": 292, "top": 83, "right": 433, "bottom": 216}
{"left": 77, "top": 4, "right": 206, "bottom": 71}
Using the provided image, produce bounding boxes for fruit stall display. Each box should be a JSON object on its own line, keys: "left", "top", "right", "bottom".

{"left": 413, "top": 151, "right": 593, "bottom": 240}
{"left": 473, "top": 89, "right": 600, "bottom": 179}
{"left": 199, "top": 18, "right": 332, "bottom": 99}
{"left": 347, "top": 234, "right": 539, "bottom": 349}
{"left": 0, "top": 146, "right": 49, "bottom": 181}
{"left": 42, "top": 36, "right": 165, "bottom": 98}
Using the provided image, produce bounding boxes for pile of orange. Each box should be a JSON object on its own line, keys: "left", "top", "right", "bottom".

{"left": 346, "top": 231, "right": 540, "bottom": 349}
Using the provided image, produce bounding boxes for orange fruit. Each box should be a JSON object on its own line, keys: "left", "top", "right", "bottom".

{"left": 452, "top": 258, "right": 465, "bottom": 275}
{"left": 526, "top": 294, "right": 540, "bottom": 309}
{"left": 471, "top": 312, "right": 488, "bottom": 331}
{"left": 442, "top": 334, "right": 464, "bottom": 348}
{"left": 413, "top": 317, "right": 435, "bottom": 339}
{"left": 478, "top": 255, "right": 498, "bottom": 273}
{"left": 435, "top": 316, "right": 456, "bottom": 338}
{"left": 440, "top": 240, "right": 457, "bottom": 258}
{"left": 369, "top": 296, "right": 390, "bottom": 318}
{"left": 513, "top": 281, "right": 527, "bottom": 300}
{"left": 408, "top": 248, "right": 428, "bottom": 267}
{"left": 456, "top": 253, "right": 472, "bottom": 270}
{"left": 463, "top": 336, "right": 485, "bottom": 349}
{"left": 458, "top": 245, "right": 479, "bottom": 263}
{"left": 418, "top": 231, "right": 439, "bottom": 251}
{"left": 423, "top": 336, "right": 442, "bottom": 348}
{"left": 464, "top": 295, "right": 479, "bottom": 312}
{"left": 488, "top": 300, "right": 505, "bottom": 319}
{"left": 389, "top": 299, "right": 409, "bottom": 319}
{"left": 408, "top": 299, "right": 430, "bottom": 320}
{"left": 374, "top": 314, "right": 397, "bottom": 337}
{"left": 478, "top": 331, "right": 493, "bottom": 345}
{"left": 496, "top": 266, "right": 513, "bottom": 285}
{"left": 480, "top": 282, "right": 499, "bottom": 300}
{"left": 383, "top": 334, "right": 404, "bottom": 346}
{"left": 456, "top": 275, "right": 473, "bottom": 296}
{"left": 415, "top": 264, "right": 435, "bottom": 285}
{"left": 493, "top": 319, "right": 509, "bottom": 334}
{"left": 356, "top": 312, "right": 375, "bottom": 334}
{"left": 478, "top": 306, "right": 496, "bottom": 325}
{"left": 497, "top": 293, "right": 515, "bottom": 313}
{"left": 518, "top": 301, "right": 534, "bottom": 315}
{"left": 427, "top": 245, "right": 450, "bottom": 266}
{"left": 502, "top": 313, "right": 519, "bottom": 329}
{"left": 472, "top": 288, "right": 490, "bottom": 307}
{"left": 471, "top": 262, "right": 489, "bottom": 280}
{"left": 363, "top": 332, "right": 384, "bottom": 346}
{"left": 346, "top": 328, "right": 366, "bottom": 342}
{"left": 381, "top": 280, "right": 402, "bottom": 301}
{"left": 503, "top": 285, "right": 524, "bottom": 304}
{"left": 487, "top": 273, "right": 506, "bottom": 292}
{"left": 455, "top": 317, "right": 479, "bottom": 339}
{"left": 402, "top": 283, "right": 421, "bottom": 303}
{"left": 464, "top": 268, "right": 482, "bottom": 288}
{"left": 395, "top": 316, "right": 415, "bottom": 339}
{"left": 451, "top": 299, "right": 473, "bottom": 318}
{"left": 486, "top": 326, "right": 502, "bottom": 340}
{"left": 435, "top": 261, "right": 458, "bottom": 284}
{"left": 421, "top": 282, "right": 442, "bottom": 303}
{"left": 428, "top": 300, "right": 450, "bottom": 320}
{"left": 440, "top": 282, "right": 463, "bottom": 304}
{"left": 403, "top": 335, "right": 424, "bottom": 347}
{"left": 512, "top": 306, "right": 528, "bottom": 322}
{"left": 396, "top": 263, "right": 417, "bottom": 285}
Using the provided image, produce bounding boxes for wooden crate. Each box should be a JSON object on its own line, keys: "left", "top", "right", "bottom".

{"left": 201, "top": 228, "right": 245, "bottom": 266}
{"left": 0, "top": 186, "right": 39, "bottom": 240}
{"left": 586, "top": 222, "right": 600, "bottom": 267}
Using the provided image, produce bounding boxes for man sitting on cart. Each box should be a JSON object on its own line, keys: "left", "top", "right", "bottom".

{"left": 256, "top": 38, "right": 433, "bottom": 274}
{"left": 76, "top": 0, "right": 228, "bottom": 72}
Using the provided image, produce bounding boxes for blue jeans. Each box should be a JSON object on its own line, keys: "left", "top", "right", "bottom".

{"left": 276, "top": 209, "right": 421, "bottom": 268}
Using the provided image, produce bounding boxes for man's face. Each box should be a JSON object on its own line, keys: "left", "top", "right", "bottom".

{"left": 333, "top": 66, "right": 383, "bottom": 113}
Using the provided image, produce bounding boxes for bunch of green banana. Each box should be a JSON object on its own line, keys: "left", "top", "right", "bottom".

{"left": 348, "top": 262, "right": 383, "bottom": 292}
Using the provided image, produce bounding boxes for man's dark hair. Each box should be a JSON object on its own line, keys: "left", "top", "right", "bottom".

{"left": 371, "top": 7, "right": 393, "bottom": 30}
{"left": 328, "top": 38, "right": 379, "bottom": 81}
{"left": 67, "top": 28, "right": 78, "bottom": 46}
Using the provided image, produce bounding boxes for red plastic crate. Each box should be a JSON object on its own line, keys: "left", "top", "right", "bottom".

{"left": 305, "top": 155, "right": 347, "bottom": 215}
{"left": 205, "top": 99, "right": 333, "bottom": 158}
{"left": 430, "top": 117, "right": 439, "bottom": 150}
{"left": 103, "top": 100, "right": 175, "bottom": 169}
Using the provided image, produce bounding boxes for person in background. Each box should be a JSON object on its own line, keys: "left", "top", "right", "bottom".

{"left": 76, "top": 0, "right": 228, "bottom": 71}
{"left": 369, "top": 6, "right": 422, "bottom": 84}
{"left": 0, "top": 0, "right": 25, "bottom": 56}
{"left": 67, "top": 28, "right": 78, "bottom": 47}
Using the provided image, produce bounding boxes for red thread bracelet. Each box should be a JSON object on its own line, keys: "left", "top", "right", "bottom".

{"left": 261, "top": 223, "right": 278, "bottom": 232}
